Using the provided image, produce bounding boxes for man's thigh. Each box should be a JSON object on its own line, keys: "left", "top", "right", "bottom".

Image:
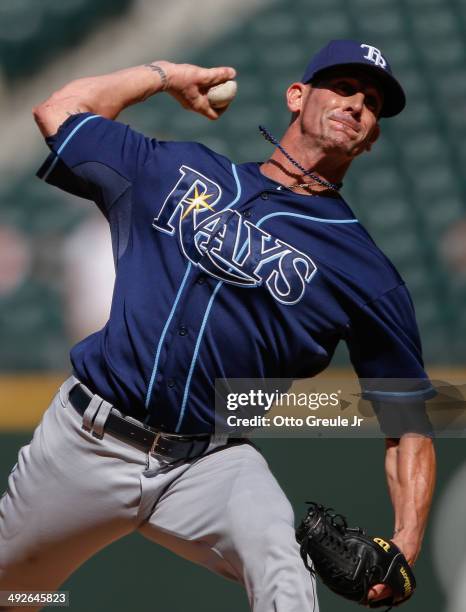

{"left": 138, "top": 442, "right": 318, "bottom": 612}
{"left": 0, "top": 384, "right": 146, "bottom": 603}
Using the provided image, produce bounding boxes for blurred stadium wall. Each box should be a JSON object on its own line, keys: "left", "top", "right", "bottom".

{"left": 0, "top": 1, "right": 465, "bottom": 611}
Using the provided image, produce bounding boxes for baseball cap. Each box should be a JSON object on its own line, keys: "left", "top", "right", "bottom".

{"left": 301, "top": 40, "right": 406, "bottom": 117}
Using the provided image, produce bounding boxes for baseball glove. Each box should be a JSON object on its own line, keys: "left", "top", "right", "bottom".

{"left": 296, "top": 502, "right": 415, "bottom": 609}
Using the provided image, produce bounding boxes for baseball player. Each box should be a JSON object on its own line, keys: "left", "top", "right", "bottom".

{"left": 0, "top": 40, "right": 436, "bottom": 611}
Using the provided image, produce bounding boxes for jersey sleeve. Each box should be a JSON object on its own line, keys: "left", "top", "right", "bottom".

{"left": 36, "top": 113, "right": 157, "bottom": 217}
{"left": 345, "top": 283, "right": 435, "bottom": 434}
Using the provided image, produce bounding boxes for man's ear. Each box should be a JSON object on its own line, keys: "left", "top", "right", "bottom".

{"left": 365, "top": 122, "right": 380, "bottom": 152}
{"left": 286, "top": 83, "right": 307, "bottom": 114}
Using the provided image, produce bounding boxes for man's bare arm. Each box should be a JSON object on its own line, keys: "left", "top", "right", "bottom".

{"left": 385, "top": 434, "right": 436, "bottom": 564}
{"left": 33, "top": 61, "right": 236, "bottom": 137}
{"left": 368, "top": 433, "right": 436, "bottom": 604}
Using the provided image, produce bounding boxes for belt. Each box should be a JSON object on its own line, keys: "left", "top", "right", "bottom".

{"left": 68, "top": 384, "right": 231, "bottom": 461}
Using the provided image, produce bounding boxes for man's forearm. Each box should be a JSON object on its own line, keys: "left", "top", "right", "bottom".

{"left": 384, "top": 434, "right": 436, "bottom": 564}
{"left": 33, "top": 61, "right": 169, "bottom": 137}
{"left": 33, "top": 61, "right": 236, "bottom": 138}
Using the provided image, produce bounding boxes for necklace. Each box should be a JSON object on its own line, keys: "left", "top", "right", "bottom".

{"left": 258, "top": 125, "right": 343, "bottom": 192}
{"left": 276, "top": 182, "right": 327, "bottom": 192}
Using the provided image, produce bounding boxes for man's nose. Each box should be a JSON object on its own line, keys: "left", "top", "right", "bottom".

{"left": 344, "top": 92, "right": 364, "bottom": 115}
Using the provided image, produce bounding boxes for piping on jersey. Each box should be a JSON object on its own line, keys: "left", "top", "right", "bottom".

{"left": 223, "top": 163, "right": 241, "bottom": 210}
{"left": 41, "top": 115, "right": 100, "bottom": 181}
{"left": 175, "top": 279, "right": 224, "bottom": 431}
{"left": 257, "top": 211, "right": 359, "bottom": 227}
{"left": 175, "top": 162, "right": 242, "bottom": 431}
{"left": 145, "top": 262, "right": 193, "bottom": 409}
{"left": 175, "top": 199, "right": 358, "bottom": 431}
{"left": 363, "top": 386, "right": 436, "bottom": 401}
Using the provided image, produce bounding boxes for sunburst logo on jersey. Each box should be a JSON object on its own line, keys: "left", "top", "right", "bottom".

{"left": 181, "top": 185, "right": 215, "bottom": 220}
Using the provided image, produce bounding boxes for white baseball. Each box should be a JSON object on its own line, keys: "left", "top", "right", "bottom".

{"left": 207, "top": 80, "right": 237, "bottom": 109}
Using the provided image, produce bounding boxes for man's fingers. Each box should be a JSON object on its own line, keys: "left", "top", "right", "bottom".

{"left": 203, "top": 66, "right": 236, "bottom": 87}
{"left": 168, "top": 64, "right": 236, "bottom": 119}
{"left": 213, "top": 104, "right": 228, "bottom": 118}
{"left": 205, "top": 107, "right": 220, "bottom": 120}
{"left": 367, "top": 583, "right": 392, "bottom": 602}
{"left": 189, "top": 95, "right": 220, "bottom": 120}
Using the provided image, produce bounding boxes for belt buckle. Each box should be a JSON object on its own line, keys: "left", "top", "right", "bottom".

{"left": 150, "top": 432, "right": 162, "bottom": 455}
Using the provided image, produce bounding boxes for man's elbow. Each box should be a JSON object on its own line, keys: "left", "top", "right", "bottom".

{"left": 32, "top": 86, "right": 91, "bottom": 137}
{"left": 32, "top": 99, "right": 54, "bottom": 136}
{"left": 32, "top": 93, "right": 66, "bottom": 137}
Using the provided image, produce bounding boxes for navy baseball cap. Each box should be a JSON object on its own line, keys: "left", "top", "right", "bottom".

{"left": 301, "top": 40, "right": 406, "bottom": 117}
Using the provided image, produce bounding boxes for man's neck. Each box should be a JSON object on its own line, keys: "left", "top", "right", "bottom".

{"left": 259, "top": 131, "right": 351, "bottom": 189}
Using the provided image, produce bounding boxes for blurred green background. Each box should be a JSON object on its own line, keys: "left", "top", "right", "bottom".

{"left": 1, "top": 0, "right": 465, "bottom": 610}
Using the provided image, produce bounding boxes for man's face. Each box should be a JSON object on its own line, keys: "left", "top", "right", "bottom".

{"left": 295, "top": 67, "right": 383, "bottom": 159}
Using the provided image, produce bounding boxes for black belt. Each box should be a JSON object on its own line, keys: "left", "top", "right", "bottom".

{"left": 68, "top": 384, "right": 233, "bottom": 461}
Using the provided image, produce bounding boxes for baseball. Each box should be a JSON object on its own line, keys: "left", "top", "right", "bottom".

{"left": 207, "top": 80, "right": 237, "bottom": 109}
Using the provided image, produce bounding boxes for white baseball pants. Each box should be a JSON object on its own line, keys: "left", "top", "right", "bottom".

{"left": 0, "top": 377, "right": 318, "bottom": 612}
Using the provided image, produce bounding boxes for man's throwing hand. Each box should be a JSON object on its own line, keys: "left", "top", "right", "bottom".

{"left": 160, "top": 62, "right": 237, "bottom": 120}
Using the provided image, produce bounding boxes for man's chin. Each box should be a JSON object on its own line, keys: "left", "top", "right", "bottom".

{"left": 322, "top": 136, "right": 360, "bottom": 158}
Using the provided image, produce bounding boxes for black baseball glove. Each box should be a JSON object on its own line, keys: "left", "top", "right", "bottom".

{"left": 296, "top": 502, "right": 415, "bottom": 609}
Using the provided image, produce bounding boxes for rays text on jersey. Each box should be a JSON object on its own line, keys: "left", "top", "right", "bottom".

{"left": 152, "top": 166, "right": 317, "bottom": 305}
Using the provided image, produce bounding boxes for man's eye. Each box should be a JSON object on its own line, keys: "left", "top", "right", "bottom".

{"left": 366, "top": 95, "right": 379, "bottom": 112}
{"left": 335, "top": 81, "right": 354, "bottom": 95}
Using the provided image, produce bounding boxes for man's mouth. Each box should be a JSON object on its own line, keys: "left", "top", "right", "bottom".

{"left": 328, "top": 113, "right": 361, "bottom": 134}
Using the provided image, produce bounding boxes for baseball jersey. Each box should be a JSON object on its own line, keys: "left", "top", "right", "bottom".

{"left": 37, "top": 113, "right": 434, "bottom": 433}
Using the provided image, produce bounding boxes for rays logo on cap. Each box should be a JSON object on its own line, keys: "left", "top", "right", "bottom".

{"left": 360, "top": 44, "right": 387, "bottom": 69}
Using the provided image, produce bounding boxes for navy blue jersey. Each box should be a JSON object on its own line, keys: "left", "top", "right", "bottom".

{"left": 37, "top": 113, "right": 433, "bottom": 433}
